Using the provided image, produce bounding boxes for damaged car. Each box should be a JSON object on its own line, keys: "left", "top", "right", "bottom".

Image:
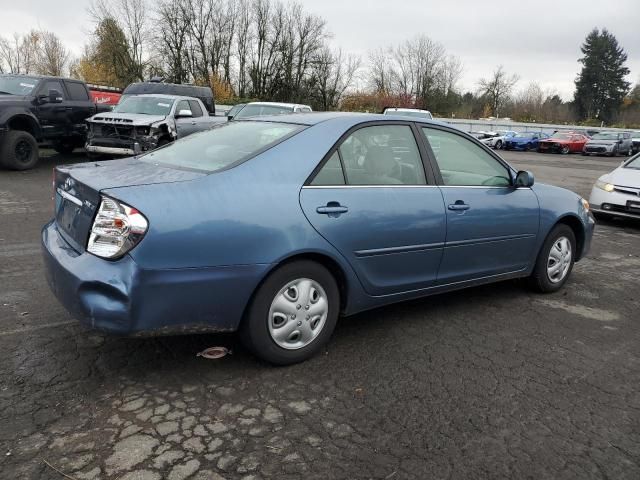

{"left": 85, "top": 94, "right": 225, "bottom": 157}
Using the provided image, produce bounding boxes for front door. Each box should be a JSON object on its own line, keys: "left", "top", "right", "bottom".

{"left": 420, "top": 127, "right": 540, "bottom": 285}
{"left": 35, "top": 79, "right": 69, "bottom": 138}
{"left": 300, "top": 123, "right": 446, "bottom": 296}
{"left": 174, "top": 100, "right": 197, "bottom": 137}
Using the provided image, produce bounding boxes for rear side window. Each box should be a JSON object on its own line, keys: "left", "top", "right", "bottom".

{"left": 189, "top": 100, "right": 203, "bottom": 117}
{"left": 311, "top": 152, "right": 345, "bottom": 186}
{"left": 140, "top": 121, "right": 303, "bottom": 172}
{"left": 65, "top": 82, "right": 89, "bottom": 101}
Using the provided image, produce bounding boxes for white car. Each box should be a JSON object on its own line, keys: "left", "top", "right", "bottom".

{"left": 589, "top": 154, "right": 640, "bottom": 219}
{"left": 232, "top": 102, "right": 312, "bottom": 119}
{"left": 481, "top": 130, "right": 517, "bottom": 150}
{"left": 383, "top": 107, "right": 433, "bottom": 120}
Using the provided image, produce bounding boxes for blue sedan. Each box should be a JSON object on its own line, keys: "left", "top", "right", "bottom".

{"left": 504, "top": 131, "right": 550, "bottom": 151}
{"left": 42, "top": 113, "right": 594, "bottom": 364}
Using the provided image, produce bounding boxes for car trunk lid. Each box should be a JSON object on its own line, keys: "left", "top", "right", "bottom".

{"left": 54, "top": 158, "right": 205, "bottom": 252}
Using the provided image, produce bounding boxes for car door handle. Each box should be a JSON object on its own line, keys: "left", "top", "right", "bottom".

{"left": 448, "top": 202, "right": 470, "bottom": 211}
{"left": 316, "top": 202, "right": 348, "bottom": 215}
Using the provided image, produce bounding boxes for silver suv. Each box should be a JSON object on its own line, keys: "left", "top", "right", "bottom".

{"left": 583, "top": 131, "right": 634, "bottom": 157}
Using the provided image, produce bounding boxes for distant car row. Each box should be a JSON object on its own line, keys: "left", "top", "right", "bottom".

{"left": 476, "top": 129, "right": 637, "bottom": 157}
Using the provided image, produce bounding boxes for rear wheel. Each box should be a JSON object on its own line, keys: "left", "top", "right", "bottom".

{"left": 240, "top": 261, "right": 340, "bottom": 365}
{"left": 561, "top": 145, "right": 570, "bottom": 155}
{"left": 494, "top": 140, "right": 502, "bottom": 149}
{"left": 1, "top": 130, "right": 39, "bottom": 170}
{"left": 627, "top": 147, "right": 633, "bottom": 156}
{"left": 529, "top": 224, "right": 576, "bottom": 293}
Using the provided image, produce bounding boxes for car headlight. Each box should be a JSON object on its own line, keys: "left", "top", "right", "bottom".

{"left": 581, "top": 198, "right": 590, "bottom": 212}
{"left": 87, "top": 196, "right": 148, "bottom": 259}
{"left": 136, "top": 126, "right": 151, "bottom": 135}
{"left": 595, "top": 180, "right": 614, "bottom": 192}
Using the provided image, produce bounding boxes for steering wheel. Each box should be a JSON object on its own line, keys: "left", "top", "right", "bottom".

{"left": 481, "top": 176, "right": 509, "bottom": 186}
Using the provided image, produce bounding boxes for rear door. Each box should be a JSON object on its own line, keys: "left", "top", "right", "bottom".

{"left": 63, "top": 81, "right": 94, "bottom": 139}
{"left": 419, "top": 126, "right": 540, "bottom": 284}
{"left": 300, "top": 123, "right": 447, "bottom": 296}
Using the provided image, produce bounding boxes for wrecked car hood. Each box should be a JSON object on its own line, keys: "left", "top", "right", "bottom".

{"left": 87, "top": 113, "right": 168, "bottom": 126}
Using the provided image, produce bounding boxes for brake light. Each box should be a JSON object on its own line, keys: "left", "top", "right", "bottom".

{"left": 87, "top": 196, "right": 148, "bottom": 259}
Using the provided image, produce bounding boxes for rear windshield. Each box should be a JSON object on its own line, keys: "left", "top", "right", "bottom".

{"left": 591, "top": 132, "right": 619, "bottom": 140}
{"left": 384, "top": 110, "right": 432, "bottom": 119}
{"left": 140, "top": 121, "right": 303, "bottom": 172}
{"left": 113, "top": 96, "right": 174, "bottom": 115}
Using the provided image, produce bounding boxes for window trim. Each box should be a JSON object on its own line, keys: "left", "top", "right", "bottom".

{"left": 416, "top": 122, "right": 517, "bottom": 188}
{"left": 304, "top": 120, "right": 437, "bottom": 187}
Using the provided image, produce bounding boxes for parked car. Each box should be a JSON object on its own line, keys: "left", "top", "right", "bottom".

{"left": 537, "top": 132, "right": 589, "bottom": 154}
{"left": 232, "top": 102, "right": 312, "bottom": 120}
{"left": 468, "top": 131, "right": 496, "bottom": 140}
{"left": 121, "top": 81, "right": 215, "bottom": 115}
{"left": 583, "top": 131, "right": 634, "bottom": 157}
{"left": 42, "top": 113, "right": 594, "bottom": 365}
{"left": 480, "top": 130, "right": 517, "bottom": 150}
{"left": 0, "top": 73, "right": 111, "bottom": 169}
{"left": 85, "top": 94, "right": 225, "bottom": 157}
{"left": 226, "top": 103, "right": 246, "bottom": 120}
{"left": 630, "top": 132, "right": 640, "bottom": 154}
{"left": 504, "top": 132, "right": 549, "bottom": 151}
{"left": 589, "top": 153, "right": 640, "bottom": 219}
{"left": 383, "top": 107, "right": 433, "bottom": 120}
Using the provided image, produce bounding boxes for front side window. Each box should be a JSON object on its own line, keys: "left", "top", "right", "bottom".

{"left": 113, "top": 96, "right": 174, "bottom": 116}
{"left": 140, "top": 121, "right": 303, "bottom": 172}
{"left": 188, "top": 100, "right": 203, "bottom": 117}
{"left": 422, "top": 128, "right": 511, "bottom": 187}
{"left": 43, "top": 81, "right": 65, "bottom": 99}
{"left": 337, "top": 125, "right": 426, "bottom": 185}
{"left": 175, "top": 100, "right": 191, "bottom": 115}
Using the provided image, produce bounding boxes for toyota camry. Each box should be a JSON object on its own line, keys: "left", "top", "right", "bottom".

{"left": 43, "top": 113, "right": 595, "bottom": 365}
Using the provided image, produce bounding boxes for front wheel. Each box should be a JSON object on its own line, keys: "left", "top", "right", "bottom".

{"left": 494, "top": 140, "right": 502, "bottom": 150}
{"left": 1, "top": 130, "right": 39, "bottom": 170}
{"left": 529, "top": 224, "right": 576, "bottom": 293}
{"left": 240, "top": 261, "right": 340, "bottom": 365}
{"left": 561, "top": 145, "right": 570, "bottom": 155}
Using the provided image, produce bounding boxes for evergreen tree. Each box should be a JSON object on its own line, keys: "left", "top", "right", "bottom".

{"left": 573, "top": 28, "right": 630, "bottom": 123}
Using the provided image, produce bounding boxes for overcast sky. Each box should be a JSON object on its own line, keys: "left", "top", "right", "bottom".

{"left": 2, "top": 0, "right": 639, "bottom": 99}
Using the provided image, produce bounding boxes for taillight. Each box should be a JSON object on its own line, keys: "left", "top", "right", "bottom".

{"left": 87, "top": 196, "right": 148, "bottom": 259}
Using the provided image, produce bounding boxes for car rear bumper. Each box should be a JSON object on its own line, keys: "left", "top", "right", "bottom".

{"left": 42, "top": 221, "right": 270, "bottom": 335}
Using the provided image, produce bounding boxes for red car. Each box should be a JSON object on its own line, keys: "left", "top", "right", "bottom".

{"left": 538, "top": 132, "right": 589, "bottom": 154}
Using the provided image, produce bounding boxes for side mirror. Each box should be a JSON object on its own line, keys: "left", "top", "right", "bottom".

{"left": 227, "top": 114, "right": 234, "bottom": 121}
{"left": 515, "top": 170, "right": 535, "bottom": 188}
{"left": 176, "top": 109, "right": 193, "bottom": 118}
{"left": 48, "top": 89, "right": 63, "bottom": 103}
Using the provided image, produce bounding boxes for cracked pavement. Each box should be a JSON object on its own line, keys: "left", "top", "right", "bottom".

{"left": 1, "top": 150, "right": 639, "bottom": 479}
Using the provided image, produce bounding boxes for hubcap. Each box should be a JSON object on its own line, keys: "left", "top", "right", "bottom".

{"left": 15, "top": 140, "right": 32, "bottom": 163}
{"left": 547, "top": 236, "right": 572, "bottom": 284}
{"left": 268, "top": 278, "right": 328, "bottom": 350}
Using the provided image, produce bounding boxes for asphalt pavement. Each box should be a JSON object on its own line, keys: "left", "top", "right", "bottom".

{"left": 0, "top": 149, "right": 638, "bottom": 480}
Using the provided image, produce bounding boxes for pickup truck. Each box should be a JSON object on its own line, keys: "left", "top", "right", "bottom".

{"left": 85, "top": 94, "right": 226, "bottom": 158}
{"left": 0, "top": 74, "right": 110, "bottom": 170}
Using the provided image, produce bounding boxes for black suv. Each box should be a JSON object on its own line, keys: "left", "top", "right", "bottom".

{"left": 0, "top": 74, "right": 109, "bottom": 170}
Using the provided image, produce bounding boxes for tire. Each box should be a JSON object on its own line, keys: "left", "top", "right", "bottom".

{"left": 561, "top": 145, "right": 570, "bottom": 155}
{"left": 1, "top": 130, "right": 39, "bottom": 170}
{"left": 529, "top": 224, "right": 576, "bottom": 293}
{"left": 526, "top": 143, "right": 533, "bottom": 151}
{"left": 240, "top": 261, "right": 340, "bottom": 365}
{"left": 627, "top": 147, "right": 633, "bottom": 156}
{"left": 53, "top": 141, "right": 76, "bottom": 155}
{"left": 581, "top": 151, "right": 587, "bottom": 156}
{"left": 494, "top": 140, "right": 502, "bottom": 150}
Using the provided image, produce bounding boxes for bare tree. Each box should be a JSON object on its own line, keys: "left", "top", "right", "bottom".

{"left": 478, "top": 65, "right": 519, "bottom": 117}
{"left": 368, "top": 47, "right": 394, "bottom": 94}
{"left": 0, "top": 32, "right": 41, "bottom": 74}
{"left": 154, "top": 0, "right": 191, "bottom": 82}
{"left": 36, "top": 31, "right": 70, "bottom": 76}
{"left": 310, "top": 47, "right": 360, "bottom": 110}
{"left": 235, "top": 0, "right": 251, "bottom": 96}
